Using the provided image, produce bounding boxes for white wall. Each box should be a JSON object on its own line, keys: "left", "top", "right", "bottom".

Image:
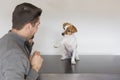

{"left": 0, "top": 0, "right": 120, "bottom": 55}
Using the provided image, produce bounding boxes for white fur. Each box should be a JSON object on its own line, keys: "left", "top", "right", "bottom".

{"left": 54, "top": 34, "right": 79, "bottom": 64}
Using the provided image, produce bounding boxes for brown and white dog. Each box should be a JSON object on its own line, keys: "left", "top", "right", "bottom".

{"left": 54, "top": 22, "right": 79, "bottom": 64}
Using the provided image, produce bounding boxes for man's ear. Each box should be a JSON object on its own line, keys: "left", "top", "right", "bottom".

{"left": 25, "top": 23, "right": 32, "bottom": 31}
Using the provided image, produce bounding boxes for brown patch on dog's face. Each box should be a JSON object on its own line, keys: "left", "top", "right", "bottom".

{"left": 62, "top": 22, "right": 77, "bottom": 36}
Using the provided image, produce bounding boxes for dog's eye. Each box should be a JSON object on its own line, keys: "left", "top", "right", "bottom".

{"left": 67, "top": 29, "right": 71, "bottom": 32}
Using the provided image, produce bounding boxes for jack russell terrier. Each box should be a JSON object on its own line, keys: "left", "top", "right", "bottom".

{"left": 54, "top": 22, "right": 80, "bottom": 64}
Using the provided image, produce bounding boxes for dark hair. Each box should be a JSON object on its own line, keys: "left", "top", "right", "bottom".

{"left": 12, "top": 2, "right": 42, "bottom": 30}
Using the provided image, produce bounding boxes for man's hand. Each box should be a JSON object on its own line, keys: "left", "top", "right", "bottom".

{"left": 30, "top": 51, "right": 43, "bottom": 72}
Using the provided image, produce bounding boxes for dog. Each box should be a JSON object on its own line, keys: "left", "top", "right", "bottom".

{"left": 54, "top": 22, "right": 79, "bottom": 64}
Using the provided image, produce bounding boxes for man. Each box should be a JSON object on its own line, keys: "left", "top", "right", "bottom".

{"left": 0, "top": 3, "right": 43, "bottom": 80}
{"left": 25, "top": 35, "right": 34, "bottom": 54}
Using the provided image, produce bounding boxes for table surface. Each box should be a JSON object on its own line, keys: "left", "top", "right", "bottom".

{"left": 39, "top": 55, "right": 120, "bottom": 80}
{"left": 40, "top": 55, "right": 120, "bottom": 73}
{"left": 40, "top": 74, "right": 120, "bottom": 80}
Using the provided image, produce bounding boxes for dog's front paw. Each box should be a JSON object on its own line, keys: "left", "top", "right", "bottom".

{"left": 61, "top": 56, "right": 67, "bottom": 60}
{"left": 71, "top": 60, "right": 76, "bottom": 65}
{"left": 76, "top": 57, "right": 80, "bottom": 61}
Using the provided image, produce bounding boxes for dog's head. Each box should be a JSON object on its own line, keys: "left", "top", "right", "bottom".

{"left": 62, "top": 22, "right": 77, "bottom": 36}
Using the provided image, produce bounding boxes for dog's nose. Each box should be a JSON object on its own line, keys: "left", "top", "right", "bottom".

{"left": 61, "top": 33, "right": 64, "bottom": 36}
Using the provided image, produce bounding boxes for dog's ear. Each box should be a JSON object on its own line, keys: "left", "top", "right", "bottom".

{"left": 63, "top": 26, "right": 65, "bottom": 30}
{"left": 71, "top": 25, "right": 77, "bottom": 33}
{"left": 63, "top": 23, "right": 68, "bottom": 30}
{"left": 63, "top": 22, "right": 71, "bottom": 30}
{"left": 63, "top": 23, "right": 68, "bottom": 27}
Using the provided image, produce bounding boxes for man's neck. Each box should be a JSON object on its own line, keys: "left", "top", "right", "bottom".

{"left": 11, "top": 29, "right": 28, "bottom": 40}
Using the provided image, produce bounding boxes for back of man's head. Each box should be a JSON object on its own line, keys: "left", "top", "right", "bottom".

{"left": 12, "top": 2, "right": 42, "bottom": 30}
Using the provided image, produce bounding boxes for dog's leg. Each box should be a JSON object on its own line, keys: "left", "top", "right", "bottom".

{"left": 75, "top": 54, "right": 80, "bottom": 61}
{"left": 61, "top": 48, "right": 69, "bottom": 60}
{"left": 61, "top": 52, "right": 71, "bottom": 60}
{"left": 71, "top": 50, "right": 76, "bottom": 64}
{"left": 75, "top": 50, "right": 80, "bottom": 61}
{"left": 61, "top": 45, "right": 71, "bottom": 60}
{"left": 61, "top": 53, "right": 68, "bottom": 60}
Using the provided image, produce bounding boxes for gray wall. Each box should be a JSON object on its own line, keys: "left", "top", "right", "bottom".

{"left": 0, "top": 0, "right": 120, "bottom": 55}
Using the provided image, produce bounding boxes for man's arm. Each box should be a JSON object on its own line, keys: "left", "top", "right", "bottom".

{"left": 2, "top": 50, "right": 40, "bottom": 80}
